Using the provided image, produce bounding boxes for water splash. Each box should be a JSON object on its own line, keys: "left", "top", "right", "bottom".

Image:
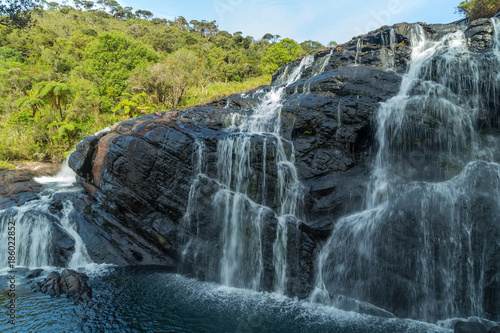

{"left": 34, "top": 159, "right": 76, "bottom": 187}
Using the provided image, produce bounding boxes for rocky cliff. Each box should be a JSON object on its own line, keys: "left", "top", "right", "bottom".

{"left": 68, "top": 19, "right": 500, "bottom": 321}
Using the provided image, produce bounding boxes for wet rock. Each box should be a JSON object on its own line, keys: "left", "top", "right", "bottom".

{"left": 41, "top": 271, "right": 62, "bottom": 297}
{"left": 26, "top": 269, "right": 44, "bottom": 279}
{"left": 427, "top": 23, "right": 464, "bottom": 40}
{"left": 489, "top": 326, "right": 500, "bottom": 333}
{"left": 60, "top": 269, "right": 92, "bottom": 302}
{"left": 465, "top": 19, "right": 494, "bottom": 52}
{"left": 454, "top": 321, "right": 488, "bottom": 333}
{"left": 0, "top": 169, "right": 42, "bottom": 209}
{"left": 0, "top": 162, "right": 61, "bottom": 209}
{"left": 33, "top": 269, "right": 92, "bottom": 302}
{"left": 51, "top": 223, "right": 76, "bottom": 266}
{"left": 13, "top": 162, "right": 60, "bottom": 175}
{"left": 68, "top": 135, "right": 100, "bottom": 180}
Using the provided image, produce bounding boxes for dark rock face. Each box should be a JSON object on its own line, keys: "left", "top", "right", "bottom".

{"left": 69, "top": 20, "right": 500, "bottom": 321}
{"left": 30, "top": 269, "right": 92, "bottom": 302}
{"left": 465, "top": 19, "right": 495, "bottom": 52}
{"left": 454, "top": 321, "right": 488, "bottom": 333}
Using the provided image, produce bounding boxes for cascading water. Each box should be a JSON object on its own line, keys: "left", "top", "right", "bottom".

{"left": 182, "top": 55, "right": 320, "bottom": 293}
{"left": 311, "top": 20, "right": 500, "bottom": 321}
{"left": 355, "top": 38, "right": 362, "bottom": 65}
{"left": 0, "top": 162, "right": 93, "bottom": 271}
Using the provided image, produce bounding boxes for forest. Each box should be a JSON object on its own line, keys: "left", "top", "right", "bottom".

{"left": 0, "top": 0, "right": 498, "bottom": 165}
{"left": 0, "top": 0, "right": 333, "bottom": 164}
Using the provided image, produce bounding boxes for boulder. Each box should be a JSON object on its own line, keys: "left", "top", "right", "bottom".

{"left": 26, "top": 269, "right": 44, "bottom": 279}
{"left": 31, "top": 269, "right": 92, "bottom": 302}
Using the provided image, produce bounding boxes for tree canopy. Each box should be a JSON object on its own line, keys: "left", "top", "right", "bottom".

{"left": 457, "top": 0, "right": 500, "bottom": 20}
{"left": 0, "top": 0, "right": 38, "bottom": 28}
{"left": 260, "top": 38, "right": 304, "bottom": 75}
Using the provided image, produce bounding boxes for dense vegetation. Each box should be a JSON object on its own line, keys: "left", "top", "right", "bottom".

{"left": 0, "top": 0, "right": 329, "bottom": 163}
{"left": 457, "top": 0, "right": 500, "bottom": 20}
{"left": 3, "top": 0, "right": 492, "bottom": 165}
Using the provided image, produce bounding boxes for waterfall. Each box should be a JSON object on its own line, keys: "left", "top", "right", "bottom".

{"left": 0, "top": 162, "right": 93, "bottom": 271}
{"left": 354, "top": 38, "right": 362, "bottom": 65}
{"left": 311, "top": 20, "right": 500, "bottom": 321}
{"left": 218, "top": 56, "right": 312, "bottom": 292}
{"left": 182, "top": 55, "right": 320, "bottom": 292}
{"left": 34, "top": 158, "right": 76, "bottom": 186}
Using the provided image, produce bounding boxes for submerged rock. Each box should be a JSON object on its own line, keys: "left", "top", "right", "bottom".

{"left": 26, "top": 268, "right": 44, "bottom": 279}
{"left": 454, "top": 321, "right": 488, "bottom": 333}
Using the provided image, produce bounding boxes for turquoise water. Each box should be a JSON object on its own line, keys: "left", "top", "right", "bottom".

{"left": 1, "top": 267, "right": 453, "bottom": 333}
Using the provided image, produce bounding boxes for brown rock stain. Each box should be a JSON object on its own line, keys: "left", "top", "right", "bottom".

{"left": 92, "top": 133, "right": 119, "bottom": 187}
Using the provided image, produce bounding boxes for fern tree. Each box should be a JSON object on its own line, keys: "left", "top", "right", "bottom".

{"left": 38, "top": 81, "right": 72, "bottom": 122}
{"left": 15, "top": 88, "right": 45, "bottom": 117}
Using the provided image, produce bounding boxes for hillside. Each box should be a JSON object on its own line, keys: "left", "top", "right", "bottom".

{"left": 0, "top": 3, "right": 325, "bottom": 163}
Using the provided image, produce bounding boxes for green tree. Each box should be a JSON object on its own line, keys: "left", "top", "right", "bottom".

{"left": 38, "top": 81, "right": 72, "bottom": 121}
{"left": 46, "top": 1, "right": 58, "bottom": 9}
{"left": 15, "top": 88, "right": 45, "bottom": 117}
{"left": 457, "top": 0, "right": 500, "bottom": 20}
{"left": 0, "top": 0, "right": 38, "bottom": 28}
{"left": 300, "top": 40, "right": 324, "bottom": 55}
{"left": 172, "top": 16, "right": 188, "bottom": 30}
{"left": 128, "top": 49, "right": 199, "bottom": 108}
{"left": 135, "top": 9, "right": 153, "bottom": 20}
{"left": 82, "top": 1, "right": 94, "bottom": 10}
{"left": 83, "top": 32, "right": 158, "bottom": 103}
{"left": 48, "top": 121, "right": 84, "bottom": 145}
{"left": 260, "top": 38, "right": 303, "bottom": 75}
{"left": 114, "top": 6, "right": 134, "bottom": 20}
{"left": 262, "top": 33, "right": 273, "bottom": 43}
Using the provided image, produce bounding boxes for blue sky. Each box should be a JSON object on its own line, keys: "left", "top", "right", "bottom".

{"left": 74, "top": 0, "right": 464, "bottom": 44}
